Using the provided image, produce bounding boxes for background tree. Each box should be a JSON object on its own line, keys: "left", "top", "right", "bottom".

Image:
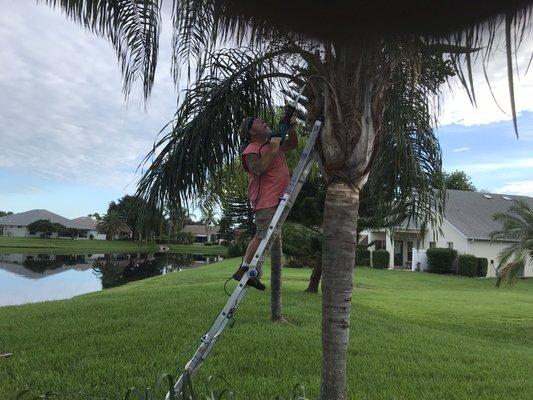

{"left": 0, "top": 211, "right": 13, "bottom": 218}
{"left": 490, "top": 200, "right": 533, "bottom": 287}
{"left": 88, "top": 213, "right": 102, "bottom": 221}
{"left": 443, "top": 170, "right": 476, "bottom": 191}
{"left": 96, "top": 212, "right": 130, "bottom": 241}
{"left": 108, "top": 195, "right": 164, "bottom": 240}
{"left": 27, "top": 219, "right": 62, "bottom": 238}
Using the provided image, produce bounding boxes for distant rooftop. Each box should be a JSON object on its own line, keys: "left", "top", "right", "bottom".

{"left": 0, "top": 210, "right": 98, "bottom": 231}
{"left": 181, "top": 224, "right": 220, "bottom": 236}
{"left": 444, "top": 189, "right": 533, "bottom": 240}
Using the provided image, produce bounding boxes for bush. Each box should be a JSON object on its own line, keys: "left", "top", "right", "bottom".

{"left": 282, "top": 223, "right": 322, "bottom": 257}
{"left": 372, "top": 250, "right": 389, "bottom": 269}
{"left": 427, "top": 248, "right": 457, "bottom": 274}
{"left": 89, "top": 234, "right": 94, "bottom": 240}
{"left": 227, "top": 243, "right": 244, "bottom": 258}
{"left": 204, "top": 242, "right": 214, "bottom": 246}
{"left": 356, "top": 248, "right": 371, "bottom": 266}
{"left": 285, "top": 255, "right": 318, "bottom": 268}
{"left": 458, "top": 254, "right": 478, "bottom": 277}
{"left": 477, "top": 257, "right": 488, "bottom": 277}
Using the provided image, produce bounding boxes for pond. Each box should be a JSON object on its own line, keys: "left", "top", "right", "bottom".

{"left": 0, "top": 252, "right": 223, "bottom": 306}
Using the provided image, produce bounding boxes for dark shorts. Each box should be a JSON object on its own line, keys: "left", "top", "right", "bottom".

{"left": 254, "top": 206, "right": 277, "bottom": 239}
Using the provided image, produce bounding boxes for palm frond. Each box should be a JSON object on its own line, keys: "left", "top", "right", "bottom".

{"left": 135, "top": 47, "right": 299, "bottom": 209}
{"left": 41, "top": 0, "right": 162, "bottom": 100}
{"left": 363, "top": 40, "right": 450, "bottom": 235}
{"left": 496, "top": 260, "right": 525, "bottom": 287}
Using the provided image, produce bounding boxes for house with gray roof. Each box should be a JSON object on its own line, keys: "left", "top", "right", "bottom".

{"left": 0, "top": 210, "right": 105, "bottom": 240}
{"left": 181, "top": 224, "right": 220, "bottom": 243}
{"left": 363, "top": 190, "right": 533, "bottom": 277}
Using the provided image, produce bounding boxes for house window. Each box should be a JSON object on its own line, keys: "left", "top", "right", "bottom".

{"left": 375, "top": 240, "right": 386, "bottom": 251}
{"left": 429, "top": 242, "right": 436, "bottom": 249}
{"left": 447, "top": 242, "right": 454, "bottom": 249}
{"left": 407, "top": 241, "right": 413, "bottom": 262}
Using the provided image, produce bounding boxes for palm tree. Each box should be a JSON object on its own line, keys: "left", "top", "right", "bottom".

{"left": 490, "top": 201, "right": 533, "bottom": 287}
{"left": 96, "top": 212, "right": 130, "bottom": 240}
{"left": 41, "top": 1, "right": 532, "bottom": 398}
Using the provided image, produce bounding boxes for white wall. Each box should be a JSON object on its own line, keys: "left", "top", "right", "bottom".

{"left": 469, "top": 240, "right": 533, "bottom": 278}
{"left": 1, "top": 226, "right": 29, "bottom": 237}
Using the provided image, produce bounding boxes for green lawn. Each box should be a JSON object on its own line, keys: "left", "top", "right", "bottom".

{"left": 0, "top": 236, "right": 225, "bottom": 255}
{"left": 0, "top": 259, "right": 531, "bottom": 399}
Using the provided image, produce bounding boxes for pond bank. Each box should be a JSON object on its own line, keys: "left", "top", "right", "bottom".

{"left": 0, "top": 236, "right": 225, "bottom": 255}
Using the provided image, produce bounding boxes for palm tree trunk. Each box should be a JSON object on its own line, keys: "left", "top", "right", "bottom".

{"left": 319, "top": 182, "right": 360, "bottom": 400}
{"left": 270, "top": 235, "right": 283, "bottom": 321}
{"left": 305, "top": 261, "right": 322, "bottom": 293}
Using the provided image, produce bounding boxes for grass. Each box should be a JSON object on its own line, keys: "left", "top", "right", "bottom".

{"left": 0, "top": 259, "right": 531, "bottom": 399}
{"left": 0, "top": 236, "right": 225, "bottom": 255}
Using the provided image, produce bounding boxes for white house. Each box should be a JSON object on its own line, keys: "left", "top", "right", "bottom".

{"left": 181, "top": 224, "right": 220, "bottom": 243}
{"left": 0, "top": 210, "right": 106, "bottom": 240}
{"left": 362, "top": 190, "right": 533, "bottom": 278}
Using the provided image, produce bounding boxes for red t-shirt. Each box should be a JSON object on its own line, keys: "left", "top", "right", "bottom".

{"left": 242, "top": 142, "right": 290, "bottom": 211}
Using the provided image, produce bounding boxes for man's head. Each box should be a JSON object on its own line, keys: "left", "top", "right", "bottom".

{"left": 239, "top": 117, "right": 270, "bottom": 142}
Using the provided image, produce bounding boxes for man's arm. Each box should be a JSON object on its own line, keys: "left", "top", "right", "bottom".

{"left": 280, "top": 117, "right": 298, "bottom": 151}
{"left": 246, "top": 138, "right": 282, "bottom": 175}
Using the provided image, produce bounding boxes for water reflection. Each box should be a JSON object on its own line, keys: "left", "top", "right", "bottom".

{"left": 91, "top": 253, "right": 196, "bottom": 288}
{"left": 0, "top": 252, "right": 223, "bottom": 306}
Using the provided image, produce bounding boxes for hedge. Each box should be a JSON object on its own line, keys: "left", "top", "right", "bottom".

{"left": 458, "top": 254, "right": 478, "bottom": 277}
{"left": 356, "top": 249, "right": 371, "bottom": 266}
{"left": 282, "top": 223, "right": 322, "bottom": 257}
{"left": 477, "top": 257, "right": 488, "bottom": 277}
{"left": 427, "top": 248, "right": 457, "bottom": 274}
{"left": 372, "top": 250, "right": 389, "bottom": 269}
{"left": 227, "top": 243, "right": 245, "bottom": 258}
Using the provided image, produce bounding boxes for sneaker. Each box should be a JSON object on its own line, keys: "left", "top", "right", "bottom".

{"left": 232, "top": 265, "right": 249, "bottom": 281}
{"left": 246, "top": 276, "right": 266, "bottom": 291}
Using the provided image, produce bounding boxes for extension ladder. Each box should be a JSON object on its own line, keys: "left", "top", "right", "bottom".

{"left": 166, "top": 118, "right": 323, "bottom": 399}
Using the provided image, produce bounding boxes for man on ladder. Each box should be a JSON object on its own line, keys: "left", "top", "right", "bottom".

{"left": 232, "top": 114, "right": 299, "bottom": 290}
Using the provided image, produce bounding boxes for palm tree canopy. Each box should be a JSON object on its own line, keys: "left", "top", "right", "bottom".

{"left": 194, "top": 0, "right": 533, "bottom": 41}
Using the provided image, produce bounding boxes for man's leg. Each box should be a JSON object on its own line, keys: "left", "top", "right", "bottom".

{"left": 243, "top": 236, "right": 262, "bottom": 264}
{"left": 232, "top": 207, "right": 276, "bottom": 290}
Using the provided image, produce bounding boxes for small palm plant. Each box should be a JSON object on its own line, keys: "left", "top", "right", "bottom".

{"left": 97, "top": 212, "right": 131, "bottom": 241}
{"left": 490, "top": 201, "right": 533, "bottom": 287}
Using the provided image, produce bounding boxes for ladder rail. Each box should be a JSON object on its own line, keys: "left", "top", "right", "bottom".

{"left": 166, "top": 119, "right": 322, "bottom": 399}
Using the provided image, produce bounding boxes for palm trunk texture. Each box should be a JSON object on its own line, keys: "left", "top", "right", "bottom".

{"left": 319, "top": 183, "right": 360, "bottom": 400}
{"left": 270, "top": 236, "right": 283, "bottom": 321}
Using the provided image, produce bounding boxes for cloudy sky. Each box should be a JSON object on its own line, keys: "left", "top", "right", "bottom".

{"left": 1, "top": 1, "right": 532, "bottom": 219}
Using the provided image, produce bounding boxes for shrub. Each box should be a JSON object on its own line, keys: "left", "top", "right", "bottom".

{"left": 282, "top": 223, "right": 322, "bottom": 257}
{"left": 285, "top": 255, "right": 318, "bottom": 268}
{"left": 477, "top": 257, "right": 488, "bottom": 277}
{"left": 174, "top": 232, "right": 196, "bottom": 244}
{"left": 227, "top": 243, "right": 244, "bottom": 258}
{"left": 458, "top": 254, "right": 478, "bottom": 277}
{"left": 427, "top": 248, "right": 457, "bottom": 274}
{"left": 372, "top": 250, "right": 389, "bottom": 269}
{"left": 89, "top": 233, "right": 94, "bottom": 240}
{"left": 356, "top": 248, "right": 371, "bottom": 266}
